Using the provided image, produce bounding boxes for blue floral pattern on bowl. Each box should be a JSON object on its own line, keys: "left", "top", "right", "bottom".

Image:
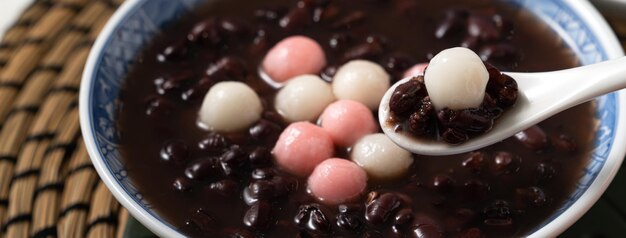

{"left": 82, "top": 0, "right": 619, "bottom": 236}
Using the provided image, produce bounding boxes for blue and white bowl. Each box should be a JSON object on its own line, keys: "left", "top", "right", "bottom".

{"left": 79, "top": 0, "right": 626, "bottom": 237}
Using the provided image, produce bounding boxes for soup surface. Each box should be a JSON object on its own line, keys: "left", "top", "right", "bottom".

{"left": 119, "top": 0, "right": 594, "bottom": 237}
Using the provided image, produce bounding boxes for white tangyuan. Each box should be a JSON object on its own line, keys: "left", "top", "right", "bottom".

{"left": 199, "top": 82, "right": 263, "bottom": 132}
{"left": 332, "top": 60, "right": 390, "bottom": 110}
{"left": 351, "top": 133, "right": 413, "bottom": 180}
{"left": 275, "top": 75, "right": 335, "bottom": 122}
{"left": 424, "top": 47, "right": 489, "bottom": 110}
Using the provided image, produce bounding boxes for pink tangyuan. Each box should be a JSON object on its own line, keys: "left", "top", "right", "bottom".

{"left": 262, "top": 35, "right": 326, "bottom": 83}
{"left": 319, "top": 100, "right": 378, "bottom": 147}
{"left": 308, "top": 158, "right": 367, "bottom": 205}
{"left": 272, "top": 122, "right": 334, "bottom": 176}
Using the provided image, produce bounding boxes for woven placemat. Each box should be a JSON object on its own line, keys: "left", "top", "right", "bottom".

{"left": 0, "top": 0, "right": 126, "bottom": 237}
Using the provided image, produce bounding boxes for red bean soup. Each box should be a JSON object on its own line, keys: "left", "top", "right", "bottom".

{"left": 118, "top": 0, "right": 594, "bottom": 237}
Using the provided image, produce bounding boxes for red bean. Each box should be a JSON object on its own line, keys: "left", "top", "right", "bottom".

{"left": 467, "top": 15, "right": 502, "bottom": 42}
{"left": 279, "top": 7, "right": 311, "bottom": 31}
{"left": 336, "top": 213, "right": 362, "bottom": 230}
{"left": 342, "top": 41, "right": 385, "bottom": 62}
{"left": 198, "top": 132, "right": 231, "bottom": 151}
{"left": 515, "top": 126, "right": 549, "bottom": 151}
{"left": 320, "top": 65, "right": 337, "bottom": 82}
{"left": 491, "top": 151, "right": 521, "bottom": 175}
{"left": 254, "top": 7, "right": 287, "bottom": 22}
{"left": 251, "top": 168, "right": 275, "bottom": 180}
{"left": 248, "top": 147, "right": 272, "bottom": 166}
{"left": 172, "top": 177, "right": 193, "bottom": 192}
{"left": 220, "top": 146, "right": 247, "bottom": 169}
{"left": 462, "top": 152, "right": 486, "bottom": 173}
{"left": 294, "top": 204, "right": 331, "bottom": 233}
{"left": 365, "top": 193, "right": 402, "bottom": 225}
{"left": 181, "top": 76, "right": 214, "bottom": 102}
{"left": 394, "top": 208, "right": 414, "bottom": 226}
{"left": 184, "top": 158, "right": 222, "bottom": 181}
{"left": 187, "top": 18, "right": 222, "bottom": 45}
{"left": 550, "top": 132, "right": 577, "bottom": 152}
{"left": 249, "top": 119, "right": 282, "bottom": 146}
{"left": 534, "top": 163, "right": 556, "bottom": 184}
{"left": 480, "top": 43, "right": 519, "bottom": 63}
{"left": 328, "top": 33, "right": 353, "bottom": 50}
{"left": 482, "top": 200, "right": 514, "bottom": 227}
{"left": 206, "top": 56, "right": 248, "bottom": 82}
{"left": 389, "top": 78, "right": 425, "bottom": 117}
{"left": 208, "top": 179, "right": 239, "bottom": 197}
{"left": 331, "top": 11, "right": 365, "bottom": 29}
{"left": 441, "top": 128, "right": 469, "bottom": 144}
{"left": 243, "top": 201, "right": 273, "bottom": 230}
{"left": 247, "top": 180, "right": 275, "bottom": 200}
{"left": 435, "top": 9, "right": 469, "bottom": 39}
{"left": 157, "top": 39, "right": 188, "bottom": 62}
{"left": 383, "top": 53, "right": 415, "bottom": 77}
{"left": 144, "top": 96, "right": 174, "bottom": 118}
{"left": 160, "top": 139, "right": 189, "bottom": 164}
{"left": 432, "top": 174, "right": 455, "bottom": 193}
{"left": 516, "top": 186, "right": 550, "bottom": 208}
{"left": 411, "top": 214, "right": 444, "bottom": 238}
{"left": 463, "top": 179, "right": 490, "bottom": 201}
{"left": 219, "top": 18, "right": 252, "bottom": 38}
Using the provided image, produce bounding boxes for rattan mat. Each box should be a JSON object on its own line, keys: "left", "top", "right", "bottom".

{"left": 0, "top": 1, "right": 625, "bottom": 238}
{"left": 0, "top": 0, "right": 126, "bottom": 237}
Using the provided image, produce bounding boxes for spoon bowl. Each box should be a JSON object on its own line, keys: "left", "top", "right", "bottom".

{"left": 379, "top": 56, "right": 626, "bottom": 156}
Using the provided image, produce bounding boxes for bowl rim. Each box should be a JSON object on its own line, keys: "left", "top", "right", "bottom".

{"left": 79, "top": 0, "right": 625, "bottom": 237}
{"left": 528, "top": 1, "right": 625, "bottom": 237}
{"left": 80, "top": 0, "right": 186, "bottom": 237}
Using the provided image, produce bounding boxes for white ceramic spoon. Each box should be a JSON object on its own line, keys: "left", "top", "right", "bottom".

{"left": 379, "top": 56, "right": 626, "bottom": 156}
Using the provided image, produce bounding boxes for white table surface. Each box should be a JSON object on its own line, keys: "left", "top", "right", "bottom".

{"left": 0, "top": 1, "right": 35, "bottom": 40}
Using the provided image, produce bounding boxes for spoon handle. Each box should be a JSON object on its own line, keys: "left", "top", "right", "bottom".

{"left": 508, "top": 56, "right": 626, "bottom": 113}
{"left": 378, "top": 57, "right": 626, "bottom": 156}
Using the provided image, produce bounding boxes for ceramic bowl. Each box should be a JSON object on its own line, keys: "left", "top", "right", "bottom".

{"left": 79, "top": 0, "right": 626, "bottom": 237}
